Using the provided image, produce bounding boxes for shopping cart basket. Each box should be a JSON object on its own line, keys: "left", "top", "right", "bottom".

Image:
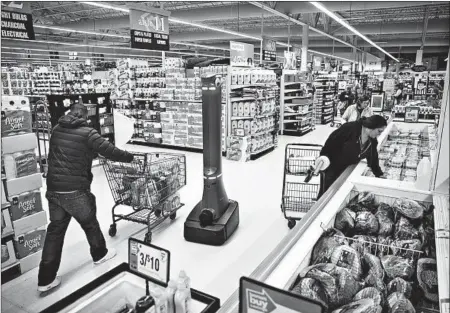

{"left": 281, "top": 144, "right": 323, "bottom": 229}
{"left": 101, "top": 151, "right": 186, "bottom": 243}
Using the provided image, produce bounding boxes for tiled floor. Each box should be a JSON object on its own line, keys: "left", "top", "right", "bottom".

{"left": 1, "top": 126, "right": 335, "bottom": 313}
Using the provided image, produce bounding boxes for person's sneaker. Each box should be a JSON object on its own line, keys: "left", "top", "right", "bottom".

{"left": 94, "top": 248, "right": 117, "bottom": 265}
{"left": 37, "top": 276, "right": 61, "bottom": 293}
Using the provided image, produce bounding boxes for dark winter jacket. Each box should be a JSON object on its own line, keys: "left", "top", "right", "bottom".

{"left": 46, "top": 113, "right": 133, "bottom": 192}
{"left": 320, "top": 120, "right": 383, "bottom": 178}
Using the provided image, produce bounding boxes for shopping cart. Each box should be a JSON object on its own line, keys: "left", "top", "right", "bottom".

{"left": 101, "top": 152, "right": 186, "bottom": 243}
{"left": 32, "top": 97, "right": 52, "bottom": 177}
{"left": 281, "top": 144, "right": 323, "bottom": 229}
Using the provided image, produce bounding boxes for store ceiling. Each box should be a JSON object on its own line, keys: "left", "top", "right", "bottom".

{"left": 3, "top": 1, "right": 450, "bottom": 62}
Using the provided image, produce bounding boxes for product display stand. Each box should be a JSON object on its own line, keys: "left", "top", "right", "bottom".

{"left": 313, "top": 74, "right": 337, "bottom": 125}
{"left": 1, "top": 96, "right": 48, "bottom": 284}
{"left": 39, "top": 262, "right": 220, "bottom": 313}
{"left": 280, "top": 70, "right": 314, "bottom": 136}
{"left": 226, "top": 66, "right": 279, "bottom": 161}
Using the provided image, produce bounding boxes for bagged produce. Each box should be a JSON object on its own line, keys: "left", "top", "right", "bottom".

{"left": 391, "top": 239, "right": 422, "bottom": 258}
{"left": 291, "top": 278, "right": 329, "bottom": 308}
{"left": 353, "top": 287, "right": 384, "bottom": 306}
{"left": 332, "top": 299, "right": 382, "bottom": 313}
{"left": 376, "top": 203, "right": 395, "bottom": 220}
{"left": 386, "top": 292, "right": 415, "bottom": 313}
{"left": 381, "top": 255, "right": 414, "bottom": 280}
{"left": 387, "top": 278, "right": 412, "bottom": 298}
{"left": 330, "top": 245, "right": 363, "bottom": 280}
{"left": 377, "top": 236, "right": 393, "bottom": 257}
{"left": 362, "top": 253, "right": 385, "bottom": 291}
{"left": 395, "top": 217, "right": 420, "bottom": 240}
{"left": 300, "top": 263, "right": 363, "bottom": 309}
{"left": 351, "top": 235, "right": 377, "bottom": 255}
{"left": 312, "top": 228, "right": 348, "bottom": 264}
{"left": 355, "top": 212, "right": 379, "bottom": 235}
{"left": 348, "top": 192, "right": 377, "bottom": 213}
{"left": 375, "top": 205, "right": 395, "bottom": 237}
{"left": 392, "top": 198, "right": 425, "bottom": 220}
{"left": 416, "top": 258, "right": 439, "bottom": 303}
{"left": 335, "top": 208, "right": 356, "bottom": 234}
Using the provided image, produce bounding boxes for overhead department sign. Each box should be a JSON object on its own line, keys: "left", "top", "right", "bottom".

{"left": 130, "top": 8, "right": 170, "bottom": 51}
{"left": 262, "top": 37, "right": 276, "bottom": 62}
{"left": 1, "top": 10, "right": 35, "bottom": 40}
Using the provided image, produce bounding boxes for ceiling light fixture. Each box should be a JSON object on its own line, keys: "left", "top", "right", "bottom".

{"left": 34, "top": 24, "right": 128, "bottom": 38}
{"left": 80, "top": 1, "right": 129, "bottom": 13}
{"left": 309, "top": 1, "right": 399, "bottom": 62}
{"left": 4, "top": 38, "right": 225, "bottom": 59}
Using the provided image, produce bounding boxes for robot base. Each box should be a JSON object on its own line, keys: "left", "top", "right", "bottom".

{"left": 184, "top": 200, "right": 239, "bottom": 246}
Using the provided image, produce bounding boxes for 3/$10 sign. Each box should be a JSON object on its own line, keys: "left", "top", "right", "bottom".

{"left": 130, "top": 8, "right": 170, "bottom": 51}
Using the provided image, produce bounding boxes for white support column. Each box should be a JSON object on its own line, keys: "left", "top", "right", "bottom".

{"left": 301, "top": 24, "right": 309, "bottom": 72}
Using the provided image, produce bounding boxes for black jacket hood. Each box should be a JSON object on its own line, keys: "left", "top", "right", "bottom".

{"left": 58, "top": 113, "right": 88, "bottom": 129}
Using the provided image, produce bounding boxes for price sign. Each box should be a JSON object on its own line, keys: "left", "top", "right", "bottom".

{"left": 239, "top": 277, "right": 325, "bottom": 313}
{"left": 404, "top": 106, "right": 420, "bottom": 123}
{"left": 128, "top": 238, "right": 170, "bottom": 285}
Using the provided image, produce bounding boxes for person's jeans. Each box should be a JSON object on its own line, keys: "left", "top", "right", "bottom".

{"left": 38, "top": 190, "right": 108, "bottom": 286}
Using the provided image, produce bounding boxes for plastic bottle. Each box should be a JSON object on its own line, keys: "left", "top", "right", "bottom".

{"left": 174, "top": 282, "right": 191, "bottom": 313}
{"left": 415, "top": 157, "right": 432, "bottom": 190}
{"left": 178, "top": 270, "right": 191, "bottom": 291}
{"left": 151, "top": 288, "right": 168, "bottom": 313}
{"left": 165, "top": 280, "right": 177, "bottom": 313}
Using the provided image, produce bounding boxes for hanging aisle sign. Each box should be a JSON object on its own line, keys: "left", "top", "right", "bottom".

{"left": 129, "top": 7, "right": 170, "bottom": 51}
{"left": 239, "top": 277, "right": 325, "bottom": 313}
{"left": 230, "top": 41, "right": 254, "bottom": 67}
{"left": 262, "top": 37, "right": 276, "bottom": 62}
{"left": 1, "top": 10, "right": 35, "bottom": 40}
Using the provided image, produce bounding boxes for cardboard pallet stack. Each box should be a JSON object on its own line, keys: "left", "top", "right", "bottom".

{"left": 1, "top": 96, "right": 47, "bottom": 282}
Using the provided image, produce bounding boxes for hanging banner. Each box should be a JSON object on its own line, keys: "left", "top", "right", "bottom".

{"left": 262, "top": 37, "right": 276, "bottom": 62}
{"left": 129, "top": 8, "right": 170, "bottom": 51}
{"left": 292, "top": 45, "right": 302, "bottom": 68}
{"left": 230, "top": 41, "right": 254, "bottom": 67}
{"left": 283, "top": 51, "right": 296, "bottom": 70}
{"left": 1, "top": 10, "right": 35, "bottom": 40}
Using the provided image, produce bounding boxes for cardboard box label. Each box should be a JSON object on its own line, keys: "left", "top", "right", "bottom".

{"left": 14, "top": 229, "right": 46, "bottom": 259}
{"left": 10, "top": 190, "right": 43, "bottom": 221}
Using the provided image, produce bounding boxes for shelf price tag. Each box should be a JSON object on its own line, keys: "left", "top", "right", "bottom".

{"left": 239, "top": 277, "right": 325, "bottom": 313}
{"left": 128, "top": 238, "right": 170, "bottom": 285}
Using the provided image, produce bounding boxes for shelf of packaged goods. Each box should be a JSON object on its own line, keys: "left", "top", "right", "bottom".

{"left": 285, "top": 102, "right": 312, "bottom": 108}
{"left": 283, "top": 117, "right": 312, "bottom": 124}
{"left": 284, "top": 96, "right": 311, "bottom": 101}
{"left": 251, "top": 128, "right": 275, "bottom": 137}
{"left": 230, "top": 84, "right": 278, "bottom": 90}
{"left": 230, "top": 113, "right": 276, "bottom": 120}
{"left": 230, "top": 96, "right": 276, "bottom": 102}
{"left": 251, "top": 144, "right": 275, "bottom": 156}
{"left": 134, "top": 98, "right": 201, "bottom": 102}
{"left": 284, "top": 82, "right": 303, "bottom": 87}
{"left": 284, "top": 89, "right": 304, "bottom": 93}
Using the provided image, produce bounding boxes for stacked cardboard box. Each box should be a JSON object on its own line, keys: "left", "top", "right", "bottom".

{"left": 1, "top": 96, "right": 47, "bottom": 277}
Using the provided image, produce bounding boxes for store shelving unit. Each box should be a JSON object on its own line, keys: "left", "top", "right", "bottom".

{"left": 226, "top": 66, "right": 279, "bottom": 161}
{"left": 280, "top": 70, "right": 314, "bottom": 136}
{"left": 313, "top": 75, "right": 336, "bottom": 125}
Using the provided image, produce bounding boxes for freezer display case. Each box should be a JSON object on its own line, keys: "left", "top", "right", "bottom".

{"left": 218, "top": 180, "right": 448, "bottom": 313}
{"left": 39, "top": 263, "right": 220, "bottom": 313}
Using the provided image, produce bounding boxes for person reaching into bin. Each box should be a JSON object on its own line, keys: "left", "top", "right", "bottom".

{"left": 37, "top": 103, "right": 134, "bottom": 293}
{"left": 342, "top": 95, "right": 374, "bottom": 123}
{"left": 315, "top": 115, "right": 387, "bottom": 199}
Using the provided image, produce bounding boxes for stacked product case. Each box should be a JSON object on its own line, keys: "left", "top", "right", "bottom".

{"left": 313, "top": 74, "right": 336, "bottom": 125}
{"left": 1, "top": 96, "right": 48, "bottom": 283}
{"left": 226, "top": 67, "right": 279, "bottom": 162}
{"left": 280, "top": 70, "right": 315, "bottom": 136}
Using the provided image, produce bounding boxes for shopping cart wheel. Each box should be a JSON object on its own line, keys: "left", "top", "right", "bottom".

{"left": 154, "top": 209, "right": 162, "bottom": 218}
{"left": 108, "top": 224, "right": 117, "bottom": 237}
{"left": 287, "top": 219, "right": 296, "bottom": 229}
{"left": 144, "top": 232, "right": 152, "bottom": 243}
{"left": 170, "top": 212, "right": 176, "bottom": 220}
{"left": 330, "top": 122, "right": 335, "bottom": 127}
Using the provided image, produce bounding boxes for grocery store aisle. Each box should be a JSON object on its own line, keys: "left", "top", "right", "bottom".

{"left": 1, "top": 126, "right": 335, "bottom": 313}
